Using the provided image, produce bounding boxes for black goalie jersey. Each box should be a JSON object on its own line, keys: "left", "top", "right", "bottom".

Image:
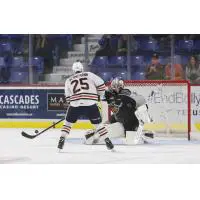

{"left": 104, "top": 88, "right": 139, "bottom": 131}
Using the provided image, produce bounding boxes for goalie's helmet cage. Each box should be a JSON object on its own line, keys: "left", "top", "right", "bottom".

{"left": 110, "top": 78, "right": 124, "bottom": 92}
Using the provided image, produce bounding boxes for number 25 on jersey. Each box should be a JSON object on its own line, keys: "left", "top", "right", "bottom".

{"left": 71, "top": 78, "right": 89, "bottom": 94}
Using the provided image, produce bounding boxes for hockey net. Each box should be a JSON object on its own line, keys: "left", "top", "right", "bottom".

{"left": 103, "top": 80, "right": 191, "bottom": 140}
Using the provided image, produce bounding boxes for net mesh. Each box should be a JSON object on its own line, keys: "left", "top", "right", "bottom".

{"left": 114, "top": 80, "right": 191, "bottom": 140}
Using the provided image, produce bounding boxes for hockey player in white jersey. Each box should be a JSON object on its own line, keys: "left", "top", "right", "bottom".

{"left": 84, "top": 77, "right": 153, "bottom": 145}
{"left": 57, "top": 62, "right": 114, "bottom": 150}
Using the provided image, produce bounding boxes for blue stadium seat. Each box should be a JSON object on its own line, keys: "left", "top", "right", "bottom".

{"left": 0, "top": 57, "right": 5, "bottom": 67}
{"left": 173, "top": 55, "right": 182, "bottom": 64}
{"left": 12, "top": 57, "right": 24, "bottom": 67}
{"left": 159, "top": 56, "right": 168, "bottom": 65}
{"left": 139, "top": 40, "right": 158, "bottom": 51}
{"left": 193, "top": 40, "right": 200, "bottom": 51}
{"left": 108, "top": 56, "right": 126, "bottom": 67}
{"left": 134, "top": 35, "right": 150, "bottom": 41}
{"left": 110, "top": 37, "right": 118, "bottom": 50}
{"left": 178, "top": 40, "right": 193, "bottom": 51}
{"left": 9, "top": 34, "right": 24, "bottom": 39}
{"left": 115, "top": 72, "right": 127, "bottom": 80}
{"left": 32, "top": 57, "right": 44, "bottom": 73}
{"left": 9, "top": 72, "right": 29, "bottom": 83}
{"left": 23, "top": 57, "right": 44, "bottom": 74}
{"left": 10, "top": 66, "right": 29, "bottom": 72}
{"left": 131, "top": 56, "right": 144, "bottom": 65}
{"left": 0, "top": 34, "right": 24, "bottom": 39}
{"left": 131, "top": 72, "right": 145, "bottom": 80}
{"left": 98, "top": 72, "right": 113, "bottom": 82}
{"left": 91, "top": 56, "right": 108, "bottom": 67}
{"left": 132, "top": 64, "right": 146, "bottom": 73}
{"left": 1, "top": 43, "right": 12, "bottom": 52}
{"left": 181, "top": 56, "right": 189, "bottom": 65}
{"left": 131, "top": 56, "right": 145, "bottom": 73}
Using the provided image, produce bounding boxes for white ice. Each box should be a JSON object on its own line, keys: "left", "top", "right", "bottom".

{"left": 0, "top": 128, "right": 200, "bottom": 164}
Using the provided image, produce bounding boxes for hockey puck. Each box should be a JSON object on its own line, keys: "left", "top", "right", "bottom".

{"left": 35, "top": 130, "right": 39, "bottom": 134}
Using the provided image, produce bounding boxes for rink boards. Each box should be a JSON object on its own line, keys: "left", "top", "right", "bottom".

{"left": 0, "top": 86, "right": 107, "bottom": 129}
{"left": 0, "top": 85, "right": 199, "bottom": 133}
{"left": 0, "top": 119, "right": 94, "bottom": 129}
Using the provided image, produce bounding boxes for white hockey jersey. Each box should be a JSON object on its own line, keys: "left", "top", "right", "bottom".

{"left": 65, "top": 72, "right": 106, "bottom": 107}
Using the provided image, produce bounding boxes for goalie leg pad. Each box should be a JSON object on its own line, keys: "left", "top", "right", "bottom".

{"left": 125, "top": 130, "right": 145, "bottom": 145}
{"left": 135, "top": 104, "right": 151, "bottom": 125}
{"left": 134, "top": 125, "right": 145, "bottom": 145}
{"left": 106, "top": 122, "right": 125, "bottom": 138}
{"left": 86, "top": 122, "right": 125, "bottom": 144}
{"left": 96, "top": 122, "right": 125, "bottom": 143}
{"left": 125, "top": 130, "right": 154, "bottom": 145}
{"left": 125, "top": 131, "right": 137, "bottom": 145}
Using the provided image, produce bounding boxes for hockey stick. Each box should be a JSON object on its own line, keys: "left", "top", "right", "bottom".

{"left": 21, "top": 118, "right": 65, "bottom": 139}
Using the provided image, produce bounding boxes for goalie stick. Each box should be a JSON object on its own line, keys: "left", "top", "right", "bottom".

{"left": 21, "top": 118, "right": 65, "bottom": 139}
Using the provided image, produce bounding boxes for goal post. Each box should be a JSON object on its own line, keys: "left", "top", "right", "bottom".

{"left": 103, "top": 80, "right": 191, "bottom": 140}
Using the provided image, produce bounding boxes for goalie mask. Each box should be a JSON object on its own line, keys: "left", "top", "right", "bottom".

{"left": 110, "top": 78, "right": 124, "bottom": 93}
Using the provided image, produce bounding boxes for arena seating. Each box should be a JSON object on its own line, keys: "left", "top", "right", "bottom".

{"left": 32, "top": 57, "right": 44, "bottom": 74}
{"left": 9, "top": 71, "right": 29, "bottom": 83}
{"left": 193, "top": 40, "right": 200, "bottom": 52}
{"left": 138, "top": 39, "right": 158, "bottom": 51}
{"left": 1, "top": 34, "right": 200, "bottom": 84}
{"left": 159, "top": 56, "right": 169, "bottom": 65}
{"left": 131, "top": 72, "right": 145, "bottom": 80}
{"left": 97, "top": 72, "right": 113, "bottom": 82}
{"left": 107, "top": 56, "right": 126, "bottom": 67}
{"left": 178, "top": 40, "right": 193, "bottom": 52}
{"left": 91, "top": 56, "right": 108, "bottom": 67}
{"left": 132, "top": 56, "right": 144, "bottom": 65}
{"left": 12, "top": 57, "right": 24, "bottom": 67}
{"left": 0, "top": 57, "right": 5, "bottom": 67}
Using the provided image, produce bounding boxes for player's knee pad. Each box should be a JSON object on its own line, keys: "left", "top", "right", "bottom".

{"left": 135, "top": 104, "right": 151, "bottom": 125}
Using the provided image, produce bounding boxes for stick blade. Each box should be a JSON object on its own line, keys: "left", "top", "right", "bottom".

{"left": 21, "top": 131, "right": 36, "bottom": 139}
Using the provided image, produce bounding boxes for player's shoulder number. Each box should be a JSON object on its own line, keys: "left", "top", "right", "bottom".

{"left": 71, "top": 77, "right": 89, "bottom": 94}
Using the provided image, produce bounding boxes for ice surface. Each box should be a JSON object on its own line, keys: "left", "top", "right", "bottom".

{"left": 0, "top": 128, "right": 200, "bottom": 164}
